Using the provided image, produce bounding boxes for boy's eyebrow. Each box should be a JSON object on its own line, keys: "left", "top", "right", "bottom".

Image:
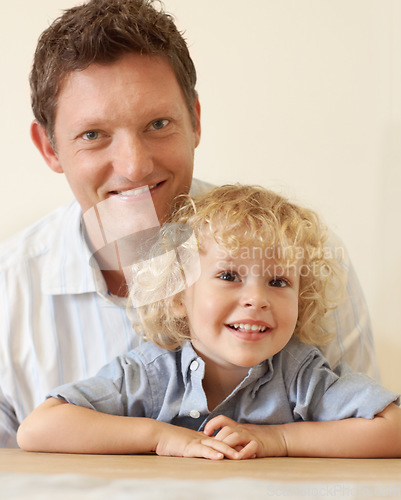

{"left": 214, "top": 252, "right": 236, "bottom": 263}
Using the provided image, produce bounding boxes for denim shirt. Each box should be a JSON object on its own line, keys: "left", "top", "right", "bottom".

{"left": 48, "top": 337, "right": 398, "bottom": 430}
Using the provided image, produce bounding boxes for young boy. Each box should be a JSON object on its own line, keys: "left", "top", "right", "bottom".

{"left": 17, "top": 185, "right": 401, "bottom": 459}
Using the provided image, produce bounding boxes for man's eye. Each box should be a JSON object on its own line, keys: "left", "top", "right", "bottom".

{"left": 269, "top": 278, "right": 289, "bottom": 288}
{"left": 151, "top": 119, "right": 169, "bottom": 130}
{"left": 217, "top": 271, "right": 240, "bottom": 282}
{"left": 83, "top": 131, "right": 99, "bottom": 141}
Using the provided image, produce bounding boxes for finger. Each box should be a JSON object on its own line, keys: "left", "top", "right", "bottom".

{"left": 214, "top": 426, "right": 236, "bottom": 441}
{"left": 199, "top": 446, "right": 225, "bottom": 461}
{"left": 216, "top": 430, "right": 246, "bottom": 448}
{"left": 200, "top": 438, "right": 240, "bottom": 460}
{"left": 182, "top": 440, "right": 225, "bottom": 460}
{"left": 216, "top": 431, "right": 258, "bottom": 457}
{"left": 204, "top": 415, "right": 235, "bottom": 436}
{"left": 237, "top": 440, "right": 259, "bottom": 460}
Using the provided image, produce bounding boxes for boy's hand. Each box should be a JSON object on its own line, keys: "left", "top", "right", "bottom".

{"left": 154, "top": 422, "right": 241, "bottom": 460}
{"left": 204, "top": 415, "right": 288, "bottom": 459}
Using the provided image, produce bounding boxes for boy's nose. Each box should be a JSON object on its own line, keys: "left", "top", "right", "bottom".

{"left": 241, "top": 283, "right": 270, "bottom": 310}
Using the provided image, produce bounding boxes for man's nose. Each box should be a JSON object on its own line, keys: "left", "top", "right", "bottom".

{"left": 112, "top": 133, "right": 154, "bottom": 180}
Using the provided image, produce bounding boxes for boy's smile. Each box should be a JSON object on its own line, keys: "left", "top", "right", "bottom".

{"left": 225, "top": 320, "right": 273, "bottom": 341}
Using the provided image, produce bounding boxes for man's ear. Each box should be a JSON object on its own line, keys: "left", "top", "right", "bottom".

{"left": 193, "top": 97, "right": 201, "bottom": 148}
{"left": 30, "top": 120, "right": 64, "bottom": 174}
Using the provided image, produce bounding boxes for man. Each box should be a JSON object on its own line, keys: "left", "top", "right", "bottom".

{"left": 0, "top": 0, "right": 379, "bottom": 448}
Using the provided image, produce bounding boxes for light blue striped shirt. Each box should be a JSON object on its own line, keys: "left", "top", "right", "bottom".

{"left": 0, "top": 179, "right": 380, "bottom": 447}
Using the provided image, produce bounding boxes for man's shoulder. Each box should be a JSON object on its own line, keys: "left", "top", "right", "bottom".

{"left": 0, "top": 201, "right": 79, "bottom": 270}
{"left": 189, "top": 178, "right": 215, "bottom": 197}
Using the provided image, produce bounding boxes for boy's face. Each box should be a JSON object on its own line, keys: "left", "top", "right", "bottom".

{"left": 178, "top": 238, "right": 300, "bottom": 372}
{"left": 36, "top": 53, "right": 201, "bottom": 224}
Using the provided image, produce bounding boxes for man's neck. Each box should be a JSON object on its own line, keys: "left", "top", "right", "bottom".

{"left": 102, "top": 270, "right": 128, "bottom": 298}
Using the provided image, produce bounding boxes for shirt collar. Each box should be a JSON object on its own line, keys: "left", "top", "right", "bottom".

{"left": 248, "top": 358, "right": 274, "bottom": 397}
{"left": 42, "top": 200, "right": 107, "bottom": 296}
{"left": 180, "top": 342, "right": 204, "bottom": 380}
{"left": 179, "top": 341, "right": 274, "bottom": 395}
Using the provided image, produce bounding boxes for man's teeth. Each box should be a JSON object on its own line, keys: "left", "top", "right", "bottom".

{"left": 116, "top": 184, "right": 158, "bottom": 196}
{"left": 231, "top": 323, "right": 267, "bottom": 332}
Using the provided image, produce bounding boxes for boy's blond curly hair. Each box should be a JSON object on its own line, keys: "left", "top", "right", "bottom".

{"left": 128, "top": 184, "right": 344, "bottom": 350}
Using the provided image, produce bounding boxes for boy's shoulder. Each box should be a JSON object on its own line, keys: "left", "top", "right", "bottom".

{"left": 275, "top": 337, "right": 331, "bottom": 384}
{"left": 280, "top": 337, "right": 322, "bottom": 362}
{"left": 128, "top": 341, "right": 174, "bottom": 363}
{"left": 124, "top": 341, "right": 199, "bottom": 376}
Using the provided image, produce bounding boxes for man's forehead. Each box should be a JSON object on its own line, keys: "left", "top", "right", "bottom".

{"left": 58, "top": 53, "right": 179, "bottom": 97}
{"left": 54, "top": 56, "right": 187, "bottom": 130}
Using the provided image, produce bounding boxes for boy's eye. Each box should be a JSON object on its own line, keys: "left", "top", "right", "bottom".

{"left": 269, "top": 277, "right": 289, "bottom": 288}
{"left": 217, "top": 271, "right": 240, "bottom": 282}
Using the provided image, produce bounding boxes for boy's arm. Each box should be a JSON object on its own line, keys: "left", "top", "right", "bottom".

{"left": 205, "top": 403, "right": 401, "bottom": 458}
{"left": 282, "top": 403, "right": 401, "bottom": 457}
{"left": 17, "top": 397, "right": 240, "bottom": 460}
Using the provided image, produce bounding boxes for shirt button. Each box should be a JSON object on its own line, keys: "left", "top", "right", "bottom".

{"left": 190, "top": 409, "right": 200, "bottom": 419}
{"left": 190, "top": 360, "right": 199, "bottom": 371}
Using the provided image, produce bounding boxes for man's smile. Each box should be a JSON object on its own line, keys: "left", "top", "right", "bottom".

{"left": 110, "top": 182, "right": 162, "bottom": 197}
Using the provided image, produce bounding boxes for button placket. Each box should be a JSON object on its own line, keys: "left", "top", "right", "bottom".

{"left": 188, "top": 358, "right": 203, "bottom": 419}
{"left": 189, "top": 409, "right": 201, "bottom": 419}
{"left": 190, "top": 360, "right": 199, "bottom": 372}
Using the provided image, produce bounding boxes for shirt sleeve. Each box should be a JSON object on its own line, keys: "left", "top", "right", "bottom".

{"left": 319, "top": 232, "right": 380, "bottom": 381}
{"left": 288, "top": 348, "right": 399, "bottom": 422}
{"left": 0, "top": 267, "right": 19, "bottom": 448}
{"left": 0, "top": 385, "right": 20, "bottom": 448}
{"left": 47, "top": 353, "right": 153, "bottom": 418}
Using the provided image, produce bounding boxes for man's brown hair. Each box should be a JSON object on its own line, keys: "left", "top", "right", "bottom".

{"left": 30, "top": 0, "right": 197, "bottom": 146}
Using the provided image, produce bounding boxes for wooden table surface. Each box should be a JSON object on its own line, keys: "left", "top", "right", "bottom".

{"left": 1, "top": 449, "right": 400, "bottom": 483}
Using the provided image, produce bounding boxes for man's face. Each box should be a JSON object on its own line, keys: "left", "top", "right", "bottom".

{"left": 46, "top": 53, "right": 201, "bottom": 222}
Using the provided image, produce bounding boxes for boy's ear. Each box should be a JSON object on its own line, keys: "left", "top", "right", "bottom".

{"left": 172, "top": 298, "right": 187, "bottom": 319}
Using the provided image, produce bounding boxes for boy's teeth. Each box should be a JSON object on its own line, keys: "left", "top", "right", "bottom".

{"left": 232, "top": 323, "right": 267, "bottom": 332}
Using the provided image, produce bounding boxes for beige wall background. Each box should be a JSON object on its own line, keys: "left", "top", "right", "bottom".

{"left": 1, "top": 1, "right": 400, "bottom": 391}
